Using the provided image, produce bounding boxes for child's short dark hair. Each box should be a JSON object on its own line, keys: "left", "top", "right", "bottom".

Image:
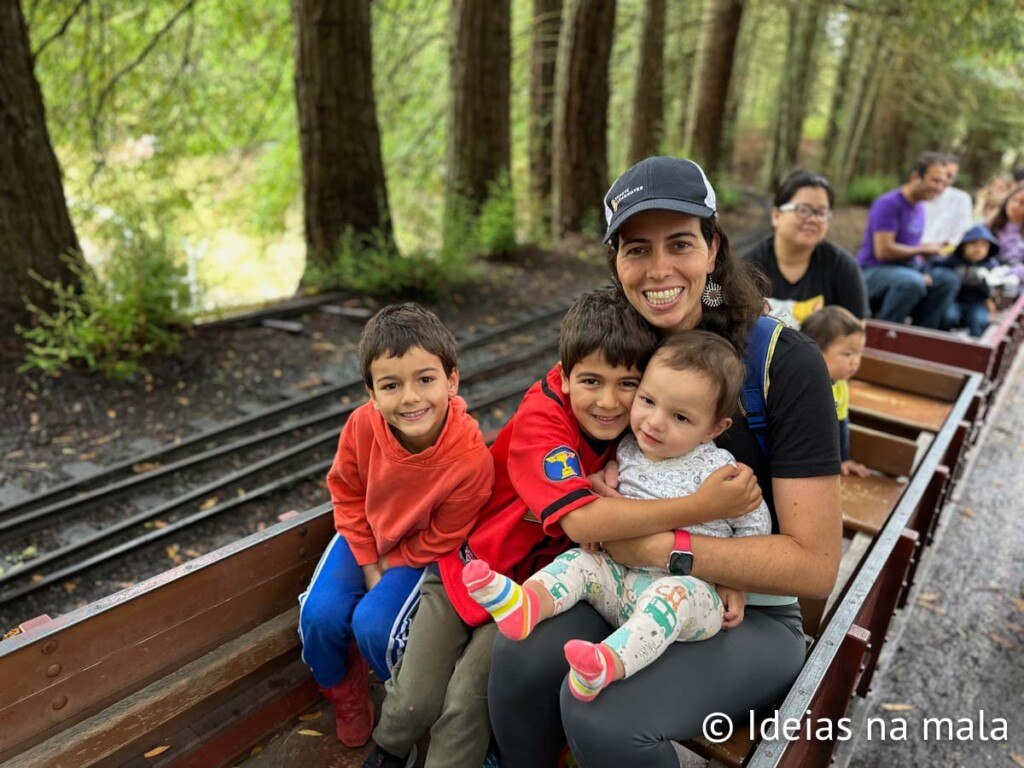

{"left": 359, "top": 303, "right": 458, "bottom": 388}
{"left": 800, "top": 306, "right": 865, "bottom": 351}
{"left": 651, "top": 331, "right": 744, "bottom": 421}
{"left": 560, "top": 288, "right": 659, "bottom": 376}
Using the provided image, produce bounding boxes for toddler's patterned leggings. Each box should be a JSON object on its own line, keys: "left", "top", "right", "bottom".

{"left": 531, "top": 548, "right": 723, "bottom": 676}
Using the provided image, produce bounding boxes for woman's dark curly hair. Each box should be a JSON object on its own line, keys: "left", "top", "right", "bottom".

{"left": 606, "top": 215, "right": 769, "bottom": 356}
{"left": 988, "top": 183, "right": 1024, "bottom": 236}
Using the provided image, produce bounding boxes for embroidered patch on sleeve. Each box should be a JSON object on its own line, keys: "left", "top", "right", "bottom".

{"left": 543, "top": 446, "right": 581, "bottom": 482}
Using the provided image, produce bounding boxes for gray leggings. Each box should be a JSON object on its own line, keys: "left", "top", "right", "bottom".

{"left": 488, "top": 602, "right": 805, "bottom": 768}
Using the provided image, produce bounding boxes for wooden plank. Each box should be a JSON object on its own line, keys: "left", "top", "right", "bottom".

{"left": 855, "top": 530, "right": 918, "bottom": 698}
{"left": 0, "top": 507, "right": 335, "bottom": 760}
{"left": 840, "top": 475, "right": 907, "bottom": 537}
{"left": 865, "top": 319, "right": 994, "bottom": 376}
{"left": 848, "top": 380, "right": 952, "bottom": 433}
{"left": 849, "top": 424, "right": 917, "bottom": 477}
{"left": 773, "top": 625, "right": 871, "bottom": 768}
{"left": 856, "top": 351, "right": 964, "bottom": 402}
{"left": 11, "top": 610, "right": 301, "bottom": 767}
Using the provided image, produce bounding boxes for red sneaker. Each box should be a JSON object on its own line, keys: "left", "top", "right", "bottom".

{"left": 321, "top": 645, "right": 374, "bottom": 747}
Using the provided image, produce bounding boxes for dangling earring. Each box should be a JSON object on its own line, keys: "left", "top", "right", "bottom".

{"left": 702, "top": 275, "right": 724, "bottom": 308}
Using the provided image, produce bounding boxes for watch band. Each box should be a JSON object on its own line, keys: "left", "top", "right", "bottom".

{"left": 673, "top": 529, "right": 692, "bottom": 554}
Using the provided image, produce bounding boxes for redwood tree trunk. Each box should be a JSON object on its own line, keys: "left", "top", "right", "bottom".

{"left": 626, "top": 0, "right": 667, "bottom": 166}
{"left": 528, "top": 0, "right": 562, "bottom": 234}
{"left": 446, "top": 0, "right": 511, "bottom": 223}
{"left": 823, "top": 14, "right": 860, "bottom": 179}
{"left": 292, "top": 0, "right": 394, "bottom": 273}
{"left": 553, "top": 0, "right": 616, "bottom": 237}
{"left": 0, "top": 0, "right": 83, "bottom": 336}
{"left": 685, "top": 0, "right": 744, "bottom": 176}
{"left": 768, "top": 0, "right": 824, "bottom": 187}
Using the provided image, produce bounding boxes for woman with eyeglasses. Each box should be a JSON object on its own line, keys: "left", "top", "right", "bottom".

{"left": 742, "top": 170, "right": 868, "bottom": 328}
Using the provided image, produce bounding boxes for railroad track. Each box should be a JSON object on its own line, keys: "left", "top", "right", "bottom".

{"left": 0, "top": 306, "right": 573, "bottom": 625}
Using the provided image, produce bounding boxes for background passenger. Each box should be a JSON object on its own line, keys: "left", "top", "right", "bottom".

{"left": 921, "top": 154, "right": 974, "bottom": 246}
{"left": 743, "top": 170, "right": 867, "bottom": 327}
{"left": 856, "top": 151, "right": 960, "bottom": 328}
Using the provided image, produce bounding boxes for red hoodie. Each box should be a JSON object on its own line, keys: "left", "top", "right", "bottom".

{"left": 328, "top": 396, "right": 494, "bottom": 568}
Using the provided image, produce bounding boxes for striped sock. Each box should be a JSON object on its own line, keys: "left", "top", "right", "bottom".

{"left": 463, "top": 560, "right": 540, "bottom": 640}
{"left": 564, "top": 640, "right": 618, "bottom": 702}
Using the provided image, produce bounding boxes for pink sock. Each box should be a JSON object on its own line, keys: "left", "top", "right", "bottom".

{"left": 463, "top": 559, "right": 541, "bottom": 640}
{"left": 564, "top": 640, "right": 619, "bottom": 702}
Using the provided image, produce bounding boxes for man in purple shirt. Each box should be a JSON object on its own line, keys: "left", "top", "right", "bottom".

{"left": 857, "top": 151, "right": 960, "bottom": 328}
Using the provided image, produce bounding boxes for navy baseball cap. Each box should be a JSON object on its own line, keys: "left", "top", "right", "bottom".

{"left": 603, "top": 156, "right": 717, "bottom": 244}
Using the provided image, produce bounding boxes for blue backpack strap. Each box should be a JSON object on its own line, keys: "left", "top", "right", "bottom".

{"left": 741, "top": 316, "right": 785, "bottom": 460}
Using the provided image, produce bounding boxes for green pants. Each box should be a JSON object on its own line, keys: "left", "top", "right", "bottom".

{"left": 372, "top": 572, "right": 497, "bottom": 768}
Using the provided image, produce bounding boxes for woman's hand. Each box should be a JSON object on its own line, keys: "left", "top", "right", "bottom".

{"left": 692, "top": 463, "right": 762, "bottom": 519}
{"left": 715, "top": 584, "right": 745, "bottom": 629}
{"left": 589, "top": 460, "right": 622, "bottom": 498}
{"left": 841, "top": 459, "right": 871, "bottom": 478}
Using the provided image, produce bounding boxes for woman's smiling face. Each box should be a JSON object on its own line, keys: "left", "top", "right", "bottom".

{"left": 613, "top": 209, "right": 718, "bottom": 334}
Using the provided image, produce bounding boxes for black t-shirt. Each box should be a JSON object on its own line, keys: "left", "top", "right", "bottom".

{"left": 743, "top": 236, "right": 869, "bottom": 326}
{"left": 716, "top": 328, "right": 841, "bottom": 533}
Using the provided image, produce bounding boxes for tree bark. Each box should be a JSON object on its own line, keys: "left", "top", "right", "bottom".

{"left": 528, "top": 0, "right": 561, "bottom": 234}
{"left": 552, "top": 0, "right": 616, "bottom": 237}
{"left": 767, "top": 0, "right": 825, "bottom": 188}
{"left": 626, "top": 0, "right": 666, "bottom": 166}
{"left": 823, "top": 14, "right": 860, "bottom": 179}
{"left": 838, "top": 28, "right": 890, "bottom": 191}
{"left": 0, "top": 0, "right": 83, "bottom": 336}
{"left": 685, "top": 0, "right": 744, "bottom": 176}
{"left": 446, "top": 0, "right": 511, "bottom": 223}
{"left": 665, "top": 0, "right": 703, "bottom": 153}
{"left": 292, "top": 0, "right": 394, "bottom": 274}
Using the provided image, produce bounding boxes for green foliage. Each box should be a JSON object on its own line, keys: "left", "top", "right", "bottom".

{"left": 305, "top": 228, "right": 480, "bottom": 299}
{"left": 715, "top": 180, "right": 743, "bottom": 211}
{"left": 17, "top": 199, "right": 193, "bottom": 380}
{"left": 475, "top": 174, "right": 518, "bottom": 258}
{"left": 843, "top": 175, "right": 899, "bottom": 206}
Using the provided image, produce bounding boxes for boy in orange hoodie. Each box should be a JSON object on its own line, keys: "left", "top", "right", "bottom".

{"left": 298, "top": 303, "right": 494, "bottom": 748}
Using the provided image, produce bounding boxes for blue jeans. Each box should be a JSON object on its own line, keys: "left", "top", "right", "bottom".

{"left": 864, "top": 265, "right": 960, "bottom": 329}
{"left": 945, "top": 300, "right": 990, "bottom": 337}
{"left": 298, "top": 533, "right": 425, "bottom": 686}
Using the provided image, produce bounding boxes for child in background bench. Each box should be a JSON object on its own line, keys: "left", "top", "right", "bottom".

{"left": 298, "top": 303, "right": 494, "bottom": 747}
{"left": 933, "top": 224, "right": 1003, "bottom": 337}
{"left": 801, "top": 307, "right": 870, "bottom": 477}
{"left": 465, "top": 331, "right": 763, "bottom": 701}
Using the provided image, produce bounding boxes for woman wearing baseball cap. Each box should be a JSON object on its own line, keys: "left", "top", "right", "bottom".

{"left": 489, "top": 157, "right": 842, "bottom": 767}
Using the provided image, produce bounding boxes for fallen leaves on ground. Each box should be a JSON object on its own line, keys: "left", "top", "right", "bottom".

{"left": 106, "top": 410, "right": 117, "bottom": 420}
{"left": 298, "top": 712, "right": 322, "bottom": 722}
{"left": 133, "top": 462, "right": 161, "bottom": 474}
{"left": 962, "top": 507, "right": 976, "bottom": 519}
{"left": 917, "top": 593, "right": 940, "bottom": 602}
{"left": 166, "top": 544, "right": 182, "bottom": 565}
{"left": 1009, "top": 753, "right": 1024, "bottom": 768}
{"left": 988, "top": 633, "right": 1014, "bottom": 649}
{"left": 175, "top": 396, "right": 190, "bottom": 407}
{"left": 296, "top": 729, "right": 323, "bottom": 737}
{"left": 143, "top": 745, "right": 171, "bottom": 758}
{"left": 880, "top": 703, "right": 914, "bottom": 712}
{"left": 199, "top": 497, "right": 219, "bottom": 511}
{"left": 1010, "top": 597, "right": 1024, "bottom": 613}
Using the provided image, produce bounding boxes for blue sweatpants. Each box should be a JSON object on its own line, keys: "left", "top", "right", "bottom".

{"left": 298, "top": 533, "right": 425, "bottom": 687}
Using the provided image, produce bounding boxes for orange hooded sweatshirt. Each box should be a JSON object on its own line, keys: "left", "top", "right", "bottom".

{"left": 327, "top": 396, "right": 495, "bottom": 568}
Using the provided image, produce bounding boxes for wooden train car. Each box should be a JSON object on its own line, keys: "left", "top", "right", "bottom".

{"left": 2, "top": 299, "right": 1022, "bottom": 768}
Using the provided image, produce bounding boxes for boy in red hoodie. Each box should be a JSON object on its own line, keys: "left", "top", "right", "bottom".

{"left": 298, "top": 303, "right": 494, "bottom": 748}
{"left": 362, "top": 288, "right": 660, "bottom": 768}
